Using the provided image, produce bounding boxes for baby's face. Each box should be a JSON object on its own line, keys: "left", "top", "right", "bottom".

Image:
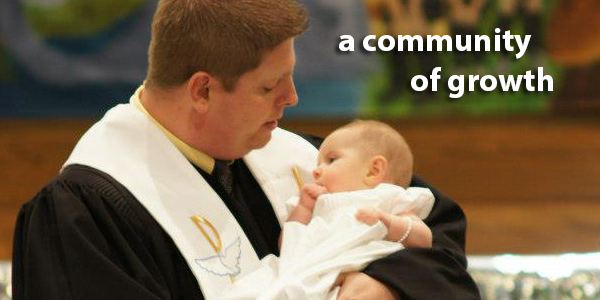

{"left": 314, "top": 128, "right": 370, "bottom": 193}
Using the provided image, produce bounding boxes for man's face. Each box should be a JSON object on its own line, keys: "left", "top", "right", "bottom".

{"left": 204, "top": 38, "right": 298, "bottom": 159}
{"left": 313, "top": 128, "right": 370, "bottom": 193}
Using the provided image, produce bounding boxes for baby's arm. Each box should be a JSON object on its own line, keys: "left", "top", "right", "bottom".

{"left": 356, "top": 208, "right": 432, "bottom": 248}
{"left": 280, "top": 184, "right": 328, "bottom": 248}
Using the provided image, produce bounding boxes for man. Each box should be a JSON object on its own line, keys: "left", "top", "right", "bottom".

{"left": 12, "top": 0, "right": 480, "bottom": 299}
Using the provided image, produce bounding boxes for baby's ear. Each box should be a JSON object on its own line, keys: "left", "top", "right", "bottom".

{"left": 363, "top": 155, "right": 388, "bottom": 188}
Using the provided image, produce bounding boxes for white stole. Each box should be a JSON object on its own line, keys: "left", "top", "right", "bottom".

{"left": 63, "top": 102, "right": 317, "bottom": 300}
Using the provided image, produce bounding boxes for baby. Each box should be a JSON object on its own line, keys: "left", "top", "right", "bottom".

{"left": 287, "top": 119, "right": 432, "bottom": 248}
{"left": 224, "top": 120, "right": 434, "bottom": 300}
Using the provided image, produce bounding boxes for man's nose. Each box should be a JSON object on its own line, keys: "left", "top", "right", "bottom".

{"left": 279, "top": 79, "right": 298, "bottom": 108}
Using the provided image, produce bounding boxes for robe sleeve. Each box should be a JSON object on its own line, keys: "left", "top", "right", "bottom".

{"left": 11, "top": 166, "right": 201, "bottom": 300}
{"left": 362, "top": 176, "right": 480, "bottom": 300}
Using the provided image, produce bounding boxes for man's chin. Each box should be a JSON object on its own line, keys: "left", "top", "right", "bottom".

{"left": 249, "top": 131, "right": 273, "bottom": 151}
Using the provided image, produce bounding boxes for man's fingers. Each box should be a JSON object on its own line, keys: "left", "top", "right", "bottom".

{"left": 335, "top": 272, "right": 359, "bottom": 299}
{"left": 333, "top": 272, "right": 348, "bottom": 287}
{"left": 336, "top": 272, "right": 397, "bottom": 300}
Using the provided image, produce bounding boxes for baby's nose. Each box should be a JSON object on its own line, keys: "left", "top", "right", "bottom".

{"left": 312, "top": 167, "right": 321, "bottom": 180}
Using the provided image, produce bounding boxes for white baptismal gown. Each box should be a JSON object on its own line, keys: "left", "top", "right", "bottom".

{"left": 223, "top": 183, "right": 434, "bottom": 300}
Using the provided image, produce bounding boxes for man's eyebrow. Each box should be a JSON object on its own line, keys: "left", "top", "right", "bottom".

{"left": 276, "top": 71, "right": 292, "bottom": 83}
{"left": 264, "top": 72, "right": 289, "bottom": 86}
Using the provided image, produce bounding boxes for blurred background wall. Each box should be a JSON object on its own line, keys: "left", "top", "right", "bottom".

{"left": 1, "top": 0, "right": 599, "bottom": 263}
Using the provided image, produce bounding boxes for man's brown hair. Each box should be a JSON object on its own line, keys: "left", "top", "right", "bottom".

{"left": 146, "top": 0, "right": 308, "bottom": 91}
{"left": 340, "top": 120, "right": 414, "bottom": 187}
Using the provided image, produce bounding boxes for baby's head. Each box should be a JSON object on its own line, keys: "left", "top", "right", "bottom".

{"left": 313, "top": 120, "right": 413, "bottom": 193}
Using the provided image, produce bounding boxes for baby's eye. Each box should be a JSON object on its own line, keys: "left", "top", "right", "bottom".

{"left": 327, "top": 157, "right": 337, "bottom": 163}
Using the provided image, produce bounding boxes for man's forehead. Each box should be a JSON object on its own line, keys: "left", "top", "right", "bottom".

{"left": 254, "top": 39, "right": 296, "bottom": 79}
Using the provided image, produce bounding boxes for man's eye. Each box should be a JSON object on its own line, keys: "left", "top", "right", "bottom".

{"left": 263, "top": 86, "right": 275, "bottom": 93}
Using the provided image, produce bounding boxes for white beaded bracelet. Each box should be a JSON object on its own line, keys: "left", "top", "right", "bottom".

{"left": 397, "top": 216, "right": 413, "bottom": 244}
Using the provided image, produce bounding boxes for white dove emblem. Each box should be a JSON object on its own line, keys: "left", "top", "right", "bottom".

{"left": 195, "top": 236, "right": 242, "bottom": 276}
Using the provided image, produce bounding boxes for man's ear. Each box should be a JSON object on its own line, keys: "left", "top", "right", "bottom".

{"left": 363, "top": 155, "right": 388, "bottom": 188}
{"left": 187, "top": 71, "right": 212, "bottom": 114}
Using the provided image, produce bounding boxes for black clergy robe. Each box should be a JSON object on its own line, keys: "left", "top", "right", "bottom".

{"left": 12, "top": 135, "right": 480, "bottom": 300}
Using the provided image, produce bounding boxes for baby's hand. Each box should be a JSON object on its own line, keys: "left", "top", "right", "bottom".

{"left": 355, "top": 207, "right": 384, "bottom": 225}
{"left": 298, "top": 183, "right": 328, "bottom": 211}
{"left": 356, "top": 208, "right": 433, "bottom": 248}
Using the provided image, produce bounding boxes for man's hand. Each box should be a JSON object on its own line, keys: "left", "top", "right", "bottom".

{"left": 335, "top": 271, "right": 398, "bottom": 300}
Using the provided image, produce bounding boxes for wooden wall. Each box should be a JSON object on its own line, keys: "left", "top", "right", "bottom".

{"left": 1, "top": 117, "right": 599, "bottom": 260}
